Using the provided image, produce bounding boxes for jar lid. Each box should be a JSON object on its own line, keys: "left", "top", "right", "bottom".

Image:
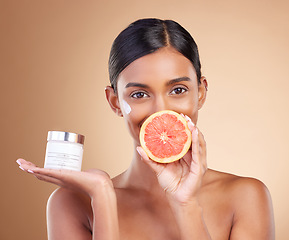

{"left": 47, "top": 131, "right": 85, "bottom": 145}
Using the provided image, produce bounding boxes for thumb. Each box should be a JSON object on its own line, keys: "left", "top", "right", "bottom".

{"left": 136, "top": 146, "right": 165, "bottom": 176}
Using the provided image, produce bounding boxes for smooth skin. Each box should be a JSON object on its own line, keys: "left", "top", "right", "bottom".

{"left": 17, "top": 46, "right": 275, "bottom": 240}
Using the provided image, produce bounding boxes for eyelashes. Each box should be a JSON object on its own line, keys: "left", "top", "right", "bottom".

{"left": 129, "top": 86, "right": 188, "bottom": 99}
{"left": 130, "top": 91, "right": 149, "bottom": 99}
{"left": 170, "top": 87, "right": 187, "bottom": 95}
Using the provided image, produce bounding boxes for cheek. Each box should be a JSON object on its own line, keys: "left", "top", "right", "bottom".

{"left": 171, "top": 94, "right": 198, "bottom": 111}
{"left": 125, "top": 104, "right": 148, "bottom": 128}
{"left": 122, "top": 102, "right": 149, "bottom": 141}
{"left": 169, "top": 95, "right": 199, "bottom": 124}
{"left": 122, "top": 99, "right": 150, "bottom": 123}
{"left": 122, "top": 100, "right": 131, "bottom": 115}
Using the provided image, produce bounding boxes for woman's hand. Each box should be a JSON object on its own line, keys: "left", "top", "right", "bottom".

{"left": 17, "top": 160, "right": 120, "bottom": 240}
{"left": 16, "top": 158, "right": 114, "bottom": 198}
{"left": 137, "top": 115, "right": 207, "bottom": 204}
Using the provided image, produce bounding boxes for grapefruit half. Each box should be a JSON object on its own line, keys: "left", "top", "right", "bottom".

{"left": 139, "top": 110, "right": 192, "bottom": 163}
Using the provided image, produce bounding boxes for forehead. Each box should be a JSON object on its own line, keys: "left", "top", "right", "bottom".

{"left": 117, "top": 47, "right": 197, "bottom": 89}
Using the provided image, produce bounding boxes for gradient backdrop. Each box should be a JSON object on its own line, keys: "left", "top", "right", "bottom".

{"left": 1, "top": 0, "right": 288, "bottom": 239}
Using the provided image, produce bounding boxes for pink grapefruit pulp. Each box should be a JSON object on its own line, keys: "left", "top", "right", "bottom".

{"left": 139, "top": 110, "right": 192, "bottom": 163}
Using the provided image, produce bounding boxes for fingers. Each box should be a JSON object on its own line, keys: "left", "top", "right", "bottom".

{"left": 197, "top": 130, "right": 207, "bottom": 170}
{"left": 16, "top": 159, "right": 38, "bottom": 173}
{"left": 136, "top": 146, "right": 150, "bottom": 162}
{"left": 16, "top": 158, "right": 115, "bottom": 198}
{"left": 33, "top": 173, "right": 64, "bottom": 186}
{"left": 182, "top": 114, "right": 207, "bottom": 173}
{"left": 17, "top": 158, "right": 74, "bottom": 183}
{"left": 16, "top": 159, "right": 70, "bottom": 187}
{"left": 136, "top": 146, "right": 165, "bottom": 177}
{"left": 182, "top": 114, "right": 198, "bottom": 158}
{"left": 191, "top": 127, "right": 199, "bottom": 162}
{"left": 17, "top": 158, "right": 71, "bottom": 177}
{"left": 27, "top": 166, "right": 78, "bottom": 182}
{"left": 16, "top": 158, "right": 37, "bottom": 168}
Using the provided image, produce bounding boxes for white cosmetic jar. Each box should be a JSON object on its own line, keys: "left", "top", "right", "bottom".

{"left": 44, "top": 131, "right": 85, "bottom": 171}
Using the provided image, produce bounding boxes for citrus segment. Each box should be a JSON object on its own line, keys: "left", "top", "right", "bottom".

{"left": 139, "top": 110, "right": 192, "bottom": 163}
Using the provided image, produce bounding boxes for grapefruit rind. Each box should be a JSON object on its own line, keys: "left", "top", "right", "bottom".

{"left": 139, "top": 110, "right": 192, "bottom": 163}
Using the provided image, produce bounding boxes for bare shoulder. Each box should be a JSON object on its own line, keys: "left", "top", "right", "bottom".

{"left": 47, "top": 188, "right": 92, "bottom": 239}
{"left": 48, "top": 187, "right": 91, "bottom": 214}
{"left": 205, "top": 169, "right": 271, "bottom": 202}
{"left": 204, "top": 169, "right": 275, "bottom": 239}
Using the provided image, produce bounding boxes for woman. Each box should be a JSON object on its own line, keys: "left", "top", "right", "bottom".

{"left": 17, "top": 18, "right": 275, "bottom": 240}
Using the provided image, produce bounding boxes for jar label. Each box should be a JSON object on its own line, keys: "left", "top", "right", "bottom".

{"left": 44, "top": 141, "right": 83, "bottom": 171}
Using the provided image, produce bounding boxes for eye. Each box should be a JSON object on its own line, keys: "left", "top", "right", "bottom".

{"left": 170, "top": 87, "right": 187, "bottom": 95}
{"left": 130, "top": 91, "right": 149, "bottom": 99}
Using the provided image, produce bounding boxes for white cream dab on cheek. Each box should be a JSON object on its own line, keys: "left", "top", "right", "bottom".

{"left": 122, "top": 100, "right": 131, "bottom": 115}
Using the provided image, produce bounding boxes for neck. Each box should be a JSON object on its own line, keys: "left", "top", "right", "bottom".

{"left": 113, "top": 145, "right": 163, "bottom": 194}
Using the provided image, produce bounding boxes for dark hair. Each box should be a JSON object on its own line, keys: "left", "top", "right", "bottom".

{"left": 109, "top": 18, "right": 201, "bottom": 93}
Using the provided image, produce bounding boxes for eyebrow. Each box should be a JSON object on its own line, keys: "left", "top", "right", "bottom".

{"left": 165, "top": 77, "right": 191, "bottom": 86}
{"left": 125, "top": 82, "right": 150, "bottom": 89}
{"left": 125, "top": 77, "right": 191, "bottom": 89}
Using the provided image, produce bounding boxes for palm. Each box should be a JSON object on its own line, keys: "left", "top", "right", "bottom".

{"left": 140, "top": 149, "right": 201, "bottom": 202}
{"left": 17, "top": 159, "right": 113, "bottom": 198}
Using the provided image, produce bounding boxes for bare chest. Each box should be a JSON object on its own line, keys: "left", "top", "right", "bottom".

{"left": 116, "top": 193, "right": 233, "bottom": 240}
{"left": 117, "top": 199, "right": 179, "bottom": 240}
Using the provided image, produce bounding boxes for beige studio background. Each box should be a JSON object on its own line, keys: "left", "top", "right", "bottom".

{"left": 1, "top": 0, "right": 288, "bottom": 239}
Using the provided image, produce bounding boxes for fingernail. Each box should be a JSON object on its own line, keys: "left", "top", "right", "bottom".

{"left": 136, "top": 147, "right": 141, "bottom": 156}
{"left": 16, "top": 159, "right": 21, "bottom": 165}
{"left": 19, "top": 166, "right": 25, "bottom": 171}
{"left": 185, "top": 115, "right": 195, "bottom": 126}
{"left": 27, "top": 169, "right": 34, "bottom": 174}
{"left": 195, "top": 128, "right": 198, "bottom": 135}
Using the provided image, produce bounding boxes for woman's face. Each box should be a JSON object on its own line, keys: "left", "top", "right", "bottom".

{"left": 109, "top": 47, "right": 206, "bottom": 145}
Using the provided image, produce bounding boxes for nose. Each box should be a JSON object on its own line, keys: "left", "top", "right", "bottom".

{"left": 152, "top": 95, "right": 169, "bottom": 113}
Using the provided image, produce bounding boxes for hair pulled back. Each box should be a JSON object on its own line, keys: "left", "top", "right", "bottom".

{"left": 109, "top": 18, "right": 201, "bottom": 92}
